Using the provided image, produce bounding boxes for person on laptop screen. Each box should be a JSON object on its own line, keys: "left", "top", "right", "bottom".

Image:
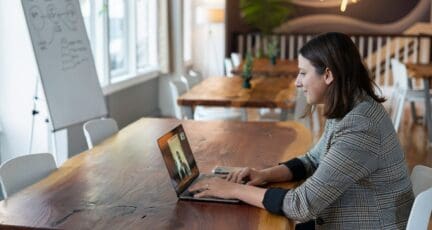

{"left": 174, "top": 150, "right": 191, "bottom": 180}
{"left": 167, "top": 134, "right": 192, "bottom": 182}
{"left": 189, "top": 32, "right": 414, "bottom": 229}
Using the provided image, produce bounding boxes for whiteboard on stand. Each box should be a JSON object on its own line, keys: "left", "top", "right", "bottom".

{"left": 21, "top": 0, "right": 107, "bottom": 132}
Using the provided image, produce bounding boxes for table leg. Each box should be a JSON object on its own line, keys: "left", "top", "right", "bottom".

{"left": 407, "top": 78, "right": 420, "bottom": 123}
{"left": 422, "top": 79, "right": 432, "bottom": 145}
{"left": 182, "top": 106, "right": 193, "bottom": 120}
{"left": 241, "top": 109, "right": 248, "bottom": 121}
{"left": 280, "top": 109, "right": 288, "bottom": 121}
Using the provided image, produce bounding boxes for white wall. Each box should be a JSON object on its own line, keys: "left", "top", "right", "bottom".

{"left": 0, "top": 1, "right": 51, "bottom": 163}
{"left": 191, "top": 0, "right": 225, "bottom": 78}
{"left": 0, "top": 1, "right": 72, "bottom": 165}
{"left": 159, "top": 0, "right": 187, "bottom": 117}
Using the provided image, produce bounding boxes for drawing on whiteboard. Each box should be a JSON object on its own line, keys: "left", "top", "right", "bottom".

{"left": 28, "top": 2, "right": 80, "bottom": 51}
{"left": 61, "top": 38, "right": 89, "bottom": 71}
{"left": 29, "top": 6, "right": 45, "bottom": 30}
{"left": 61, "top": 3, "right": 79, "bottom": 31}
{"left": 46, "top": 4, "right": 62, "bottom": 33}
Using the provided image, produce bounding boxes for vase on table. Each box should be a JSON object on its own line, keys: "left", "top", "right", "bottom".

{"left": 242, "top": 77, "right": 252, "bottom": 89}
{"left": 270, "top": 55, "right": 277, "bottom": 65}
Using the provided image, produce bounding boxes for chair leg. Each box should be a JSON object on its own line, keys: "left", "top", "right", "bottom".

{"left": 409, "top": 101, "right": 421, "bottom": 124}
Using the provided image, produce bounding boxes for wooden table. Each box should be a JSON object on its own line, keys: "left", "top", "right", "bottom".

{"left": 0, "top": 118, "right": 313, "bottom": 230}
{"left": 406, "top": 63, "right": 432, "bottom": 144}
{"left": 177, "top": 76, "right": 297, "bottom": 120}
{"left": 232, "top": 59, "right": 298, "bottom": 77}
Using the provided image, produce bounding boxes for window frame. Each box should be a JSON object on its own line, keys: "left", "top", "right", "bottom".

{"left": 80, "top": 0, "right": 160, "bottom": 94}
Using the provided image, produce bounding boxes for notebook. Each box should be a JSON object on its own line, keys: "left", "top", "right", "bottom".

{"left": 157, "top": 124, "right": 240, "bottom": 204}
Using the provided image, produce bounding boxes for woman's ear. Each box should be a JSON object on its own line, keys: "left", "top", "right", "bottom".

{"left": 324, "top": 68, "right": 334, "bottom": 85}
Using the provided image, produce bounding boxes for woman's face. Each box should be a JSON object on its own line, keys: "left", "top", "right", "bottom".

{"left": 295, "top": 55, "right": 333, "bottom": 104}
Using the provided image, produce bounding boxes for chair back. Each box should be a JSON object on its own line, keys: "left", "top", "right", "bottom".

{"left": 0, "top": 153, "right": 57, "bottom": 198}
{"left": 388, "top": 85, "right": 406, "bottom": 132}
{"left": 391, "top": 59, "right": 409, "bottom": 90}
{"left": 406, "top": 187, "right": 432, "bottom": 230}
{"left": 230, "top": 52, "right": 241, "bottom": 67}
{"left": 224, "top": 58, "right": 234, "bottom": 77}
{"left": 187, "top": 69, "right": 203, "bottom": 80}
{"left": 185, "top": 69, "right": 203, "bottom": 88}
{"left": 83, "top": 118, "right": 119, "bottom": 149}
{"left": 169, "top": 79, "right": 189, "bottom": 119}
{"left": 411, "top": 165, "right": 432, "bottom": 196}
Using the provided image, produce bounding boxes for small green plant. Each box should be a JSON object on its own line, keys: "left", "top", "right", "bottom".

{"left": 240, "top": 0, "right": 293, "bottom": 35}
{"left": 242, "top": 53, "right": 253, "bottom": 79}
{"left": 242, "top": 53, "right": 254, "bottom": 88}
{"left": 267, "top": 38, "right": 278, "bottom": 64}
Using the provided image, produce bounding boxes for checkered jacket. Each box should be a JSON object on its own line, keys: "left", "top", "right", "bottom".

{"left": 263, "top": 95, "right": 414, "bottom": 229}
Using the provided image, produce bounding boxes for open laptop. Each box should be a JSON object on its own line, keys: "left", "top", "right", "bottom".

{"left": 157, "top": 124, "right": 240, "bottom": 204}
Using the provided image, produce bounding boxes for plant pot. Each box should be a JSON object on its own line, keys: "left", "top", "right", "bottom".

{"left": 243, "top": 78, "right": 251, "bottom": 89}
{"left": 270, "top": 56, "right": 277, "bottom": 65}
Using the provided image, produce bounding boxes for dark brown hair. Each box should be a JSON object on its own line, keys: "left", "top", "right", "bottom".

{"left": 299, "top": 32, "right": 385, "bottom": 119}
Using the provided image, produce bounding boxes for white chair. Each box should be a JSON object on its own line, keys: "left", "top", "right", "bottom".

{"left": 410, "top": 165, "right": 432, "bottom": 197}
{"left": 406, "top": 187, "right": 432, "bottom": 230}
{"left": 0, "top": 153, "right": 57, "bottom": 198}
{"left": 388, "top": 75, "right": 407, "bottom": 132}
{"left": 184, "top": 69, "right": 203, "bottom": 89}
{"left": 224, "top": 58, "right": 234, "bottom": 77}
{"left": 83, "top": 118, "right": 119, "bottom": 149}
{"left": 169, "top": 79, "right": 191, "bottom": 119}
{"left": 231, "top": 52, "right": 241, "bottom": 68}
{"left": 169, "top": 79, "right": 245, "bottom": 121}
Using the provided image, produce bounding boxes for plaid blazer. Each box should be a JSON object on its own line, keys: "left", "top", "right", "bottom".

{"left": 263, "top": 95, "right": 414, "bottom": 229}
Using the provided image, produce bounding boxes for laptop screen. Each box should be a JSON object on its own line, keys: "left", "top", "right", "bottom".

{"left": 157, "top": 125, "right": 199, "bottom": 194}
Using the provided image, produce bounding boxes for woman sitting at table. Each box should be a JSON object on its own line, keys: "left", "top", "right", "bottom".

{"left": 190, "top": 32, "right": 414, "bottom": 229}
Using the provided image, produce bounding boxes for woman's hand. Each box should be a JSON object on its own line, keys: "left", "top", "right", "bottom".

{"left": 226, "top": 167, "right": 267, "bottom": 186}
{"left": 188, "top": 177, "right": 243, "bottom": 200}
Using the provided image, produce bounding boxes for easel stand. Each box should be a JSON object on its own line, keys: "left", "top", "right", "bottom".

{"left": 28, "top": 75, "right": 60, "bottom": 166}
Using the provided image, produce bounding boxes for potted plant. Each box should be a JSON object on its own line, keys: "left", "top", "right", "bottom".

{"left": 267, "top": 37, "right": 278, "bottom": 65}
{"left": 240, "top": 0, "right": 293, "bottom": 61}
{"left": 242, "top": 53, "right": 254, "bottom": 89}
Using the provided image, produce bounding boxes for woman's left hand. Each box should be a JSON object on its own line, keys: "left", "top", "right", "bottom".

{"left": 189, "top": 177, "right": 243, "bottom": 200}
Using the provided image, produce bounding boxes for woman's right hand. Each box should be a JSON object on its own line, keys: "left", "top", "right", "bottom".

{"left": 226, "top": 167, "right": 267, "bottom": 186}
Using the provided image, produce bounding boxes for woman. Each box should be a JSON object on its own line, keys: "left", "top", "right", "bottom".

{"left": 189, "top": 32, "right": 414, "bottom": 229}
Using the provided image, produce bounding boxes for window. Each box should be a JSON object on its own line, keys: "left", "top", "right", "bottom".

{"left": 183, "top": 0, "right": 192, "bottom": 64}
{"left": 79, "top": 0, "right": 159, "bottom": 88}
{"left": 108, "top": 0, "right": 128, "bottom": 76}
{"left": 136, "top": 0, "right": 158, "bottom": 70}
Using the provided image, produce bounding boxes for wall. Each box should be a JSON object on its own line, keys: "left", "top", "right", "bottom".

{"left": 226, "top": 0, "right": 431, "bottom": 56}
{"left": 0, "top": 0, "right": 51, "bottom": 163}
{"left": 68, "top": 79, "right": 160, "bottom": 156}
{"left": 191, "top": 0, "right": 225, "bottom": 77}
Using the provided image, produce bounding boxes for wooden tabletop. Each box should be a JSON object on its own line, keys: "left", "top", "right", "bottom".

{"left": 0, "top": 118, "right": 313, "bottom": 230}
{"left": 406, "top": 63, "right": 432, "bottom": 79}
{"left": 232, "top": 59, "right": 298, "bottom": 77}
{"left": 177, "top": 76, "right": 297, "bottom": 109}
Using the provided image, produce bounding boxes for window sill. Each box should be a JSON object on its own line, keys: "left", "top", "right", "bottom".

{"left": 102, "top": 69, "right": 160, "bottom": 96}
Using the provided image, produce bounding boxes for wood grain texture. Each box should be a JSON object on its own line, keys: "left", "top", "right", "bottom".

{"left": 177, "top": 77, "right": 297, "bottom": 109}
{"left": 406, "top": 63, "right": 432, "bottom": 79}
{"left": 232, "top": 59, "right": 298, "bottom": 77}
{"left": 0, "top": 118, "right": 313, "bottom": 230}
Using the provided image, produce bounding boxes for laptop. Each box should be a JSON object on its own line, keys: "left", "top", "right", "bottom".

{"left": 157, "top": 124, "right": 240, "bottom": 204}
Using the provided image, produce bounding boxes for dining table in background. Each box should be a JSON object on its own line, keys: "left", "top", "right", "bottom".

{"left": 406, "top": 62, "right": 432, "bottom": 144}
{"left": 0, "top": 118, "right": 313, "bottom": 230}
{"left": 177, "top": 76, "right": 297, "bottom": 120}
{"left": 231, "top": 58, "right": 298, "bottom": 77}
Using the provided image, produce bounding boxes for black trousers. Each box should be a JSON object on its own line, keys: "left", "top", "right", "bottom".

{"left": 295, "top": 220, "right": 315, "bottom": 230}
